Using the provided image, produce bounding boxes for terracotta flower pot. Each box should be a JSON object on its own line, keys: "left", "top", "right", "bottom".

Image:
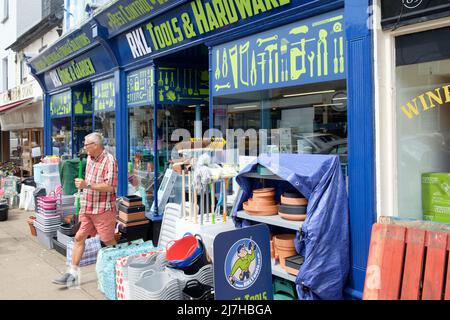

{"left": 273, "top": 234, "right": 296, "bottom": 269}
{"left": 243, "top": 201, "right": 279, "bottom": 216}
{"left": 278, "top": 212, "right": 307, "bottom": 221}
{"left": 248, "top": 198, "right": 276, "bottom": 206}
{"left": 281, "top": 195, "right": 308, "bottom": 206}
{"left": 277, "top": 247, "right": 297, "bottom": 269}
{"left": 27, "top": 216, "right": 37, "bottom": 237}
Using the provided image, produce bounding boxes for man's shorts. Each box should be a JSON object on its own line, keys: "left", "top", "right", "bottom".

{"left": 76, "top": 210, "right": 116, "bottom": 243}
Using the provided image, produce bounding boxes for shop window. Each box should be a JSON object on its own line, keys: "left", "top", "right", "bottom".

{"left": 128, "top": 106, "right": 155, "bottom": 210}
{"left": 51, "top": 117, "right": 72, "bottom": 158}
{"left": 94, "top": 111, "right": 115, "bottom": 157}
{"left": 395, "top": 27, "right": 450, "bottom": 222}
{"left": 213, "top": 80, "right": 348, "bottom": 172}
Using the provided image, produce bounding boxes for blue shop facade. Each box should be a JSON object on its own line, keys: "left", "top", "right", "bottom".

{"left": 30, "top": 0, "right": 374, "bottom": 299}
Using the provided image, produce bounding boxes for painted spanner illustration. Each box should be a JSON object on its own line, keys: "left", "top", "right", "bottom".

{"left": 256, "top": 35, "right": 278, "bottom": 47}
{"left": 215, "top": 83, "right": 231, "bottom": 92}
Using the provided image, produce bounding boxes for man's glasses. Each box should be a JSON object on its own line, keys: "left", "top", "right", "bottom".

{"left": 84, "top": 142, "right": 95, "bottom": 147}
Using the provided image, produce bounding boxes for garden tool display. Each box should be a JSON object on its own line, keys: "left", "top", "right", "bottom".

{"left": 339, "top": 37, "right": 344, "bottom": 73}
{"left": 264, "top": 44, "right": 277, "bottom": 84}
{"left": 188, "top": 169, "right": 192, "bottom": 219}
{"left": 257, "top": 52, "right": 266, "bottom": 84}
{"left": 210, "top": 181, "right": 215, "bottom": 224}
{"left": 188, "top": 69, "right": 193, "bottom": 95}
{"left": 308, "top": 52, "right": 315, "bottom": 77}
{"left": 215, "top": 50, "right": 221, "bottom": 80}
{"left": 176, "top": 69, "right": 181, "bottom": 92}
{"left": 222, "top": 49, "right": 228, "bottom": 77}
{"left": 194, "top": 184, "right": 198, "bottom": 224}
{"left": 239, "top": 41, "right": 250, "bottom": 86}
{"left": 215, "top": 83, "right": 231, "bottom": 92}
{"left": 317, "top": 29, "right": 328, "bottom": 76}
{"left": 181, "top": 164, "right": 186, "bottom": 218}
{"left": 334, "top": 38, "right": 338, "bottom": 74}
{"left": 223, "top": 178, "right": 229, "bottom": 223}
{"left": 250, "top": 51, "right": 257, "bottom": 86}
{"left": 256, "top": 35, "right": 278, "bottom": 47}
{"left": 229, "top": 45, "right": 238, "bottom": 89}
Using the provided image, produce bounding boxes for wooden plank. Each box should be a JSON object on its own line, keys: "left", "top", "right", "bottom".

{"left": 444, "top": 235, "right": 450, "bottom": 300}
{"left": 422, "top": 231, "right": 448, "bottom": 300}
{"left": 400, "top": 228, "right": 426, "bottom": 300}
{"left": 363, "top": 223, "right": 406, "bottom": 300}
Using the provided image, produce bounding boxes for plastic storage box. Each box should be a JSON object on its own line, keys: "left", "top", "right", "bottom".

{"left": 41, "top": 163, "right": 60, "bottom": 175}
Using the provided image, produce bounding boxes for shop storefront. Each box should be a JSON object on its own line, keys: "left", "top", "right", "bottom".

{"left": 375, "top": 0, "right": 450, "bottom": 223}
{"left": 29, "top": 0, "right": 375, "bottom": 299}
{"left": 0, "top": 81, "right": 44, "bottom": 176}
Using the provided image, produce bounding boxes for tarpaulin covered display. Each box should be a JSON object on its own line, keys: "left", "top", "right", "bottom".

{"left": 232, "top": 153, "right": 349, "bottom": 300}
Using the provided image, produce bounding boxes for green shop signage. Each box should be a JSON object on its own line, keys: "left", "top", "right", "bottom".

{"left": 73, "top": 90, "right": 93, "bottom": 115}
{"left": 50, "top": 91, "right": 72, "bottom": 117}
{"left": 113, "top": 0, "right": 303, "bottom": 63}
{"left": 93, "top": 78, "right": 116, "bottom": 112}
{"left": 31, "top": 30, "right": 93, "bottom": 73}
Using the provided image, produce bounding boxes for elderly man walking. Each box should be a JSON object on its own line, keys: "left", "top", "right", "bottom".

{"left": 53, "top": 132, "right": 118, "bottom": 286}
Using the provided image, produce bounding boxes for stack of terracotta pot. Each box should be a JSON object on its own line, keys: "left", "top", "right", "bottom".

{"left": 278, "top": 191, "right": 308, "bottom": 221}
{"left": 273, "top": 234, "right": 297, "bottom": 270}
{"left": 243, "top": 188, "right": 279, "bottom": 216}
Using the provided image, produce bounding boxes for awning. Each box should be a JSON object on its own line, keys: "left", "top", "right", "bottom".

{"left": 0, "top": 97, "right": 43, "bottom": 131}
{"left": 0, "top": 97, "right": 34, "bottom": 113}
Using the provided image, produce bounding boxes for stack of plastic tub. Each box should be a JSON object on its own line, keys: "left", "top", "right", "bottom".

{"left": 34, "top": 196, "right": 61, "bottom": 249}
{"left": 40, "top": 163, "right": 61, "bottom": 195}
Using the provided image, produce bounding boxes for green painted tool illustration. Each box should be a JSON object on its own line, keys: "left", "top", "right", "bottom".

{"left": 158, "top": 71, "right": 164, "bottom": 87}
{"left": 308, "top": 52, "right": 315, "bottom": 77}
{"left": 250, "top": 51, "right": 257, "bottom": 86}
{"left": 239, "top": 41, "right": 250, "bottom": 86}
{"left": 312, "top": 15, "right": 343, "bottom": 27}
{"left": 256, "top": 35, "right": 278, "bottom": 47}
{"left": 334, "top": 38, "right": 338, "bottom": 74}
{"left": 215, "top": 50, "right": 220, "bottom": 80}
{"left": 165, "top": 72, "right": 169, "bottom": 90}
{"left": 183, "top": 69, "right": 187, "bottom": 94}
{"left": 74, "top": 92, "right": 83, "bottom": 114}
{"left": 188, "top": 69, "right": 193, "bottom": 95}
{"left": 170, "top": 72, "right": 174, "bottom": 88}
{"left": 222, "top": 49, "right": 228, "bottom": 77}
{"left": 215, "top": 83, "right": 230, "bottom": 91}
{"left": 194, "top": 70, "right": 199, "bottom": 96}
{"left": 176, "top": 69, "right": 181, "bottom": 92}
{"left": 257, "top": 52, "right": 266, "bottom": 84}
{"left": 229, "top": 45, "right": 238, "bottom": 89}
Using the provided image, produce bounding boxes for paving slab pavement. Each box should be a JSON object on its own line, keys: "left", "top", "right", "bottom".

{"left": 0, "top": 208, "right": 106, "bottom": 300}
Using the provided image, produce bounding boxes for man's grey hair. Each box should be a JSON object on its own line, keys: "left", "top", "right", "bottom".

{"left": 85, "top": 132, "right": 104, "bottom": 147}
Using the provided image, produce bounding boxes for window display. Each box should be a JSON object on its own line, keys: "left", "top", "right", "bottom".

{"left": 213, "top": 81, "right": 348, "bottom": 170}
{"left": 52, "top": 117, "right": 72, "bottom": 158}
{"left": 94, "top": 111, "right": 116, "bottom": 157}
{"left": 395, "top": 27, "right": 450, "bottom": 221}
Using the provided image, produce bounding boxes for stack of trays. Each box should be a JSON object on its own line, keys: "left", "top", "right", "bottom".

{"left": 278, "top": 191, "right": 308, "bottom": 221}
{"left": 133, "top": 271, "right": 182, "bottom": 300}
{"left": 284, "top": 255, "right": 305, "bottom": 276}
{"left": 60, "top": 195, "right": 76, "bottom": 217}
{"left": 243, "top": 188, "right": 279, "bottom": 216}
{"left": 35, "top": 196, "right": 62, "bottom": 250}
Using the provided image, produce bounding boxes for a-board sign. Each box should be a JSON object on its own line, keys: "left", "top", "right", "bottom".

{"left": 213, "top": 224, "right": 273, "bottom": 300}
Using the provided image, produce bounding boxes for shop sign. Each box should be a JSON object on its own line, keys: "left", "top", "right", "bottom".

{"left": 400, "top": 85, "right": 450, "bottom": 119}
{"left": 212, "top": 9, "right": 345, "bottom": 96}
{"left": 381, "top": 0, "right": 450, "bottom": 29}
{"left": 93, "top": 78, "right": 115, "bottom": 112}
{"left": 156, "top": 66, "right": 208, "bottom": 105}
{"left": 213, "top": 224, "right": 273, "bottom": 300}
{"left": 50, "top": 91, "right": 72, "bottom": 117}
{"left": 30, "top": 28, "right": 93, "bottom": 73}
{"left": 43, "top": 46, "right": 116, "bottom": 92}
{"left": 0, "top": 82, "right": 37, "bottom": 105}
{"left": 112, "top": 0, "right": 311, "bottom": 65}
{"left": 73, "top": 90, "right": 93, "bottom": 115}
{"left": 127, "top": 67, "right": 154, "bottom": 107}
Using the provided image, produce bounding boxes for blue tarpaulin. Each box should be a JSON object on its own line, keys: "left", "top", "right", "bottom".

{"left": 232, "top": 153, "right": 349, "bottom": 300}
